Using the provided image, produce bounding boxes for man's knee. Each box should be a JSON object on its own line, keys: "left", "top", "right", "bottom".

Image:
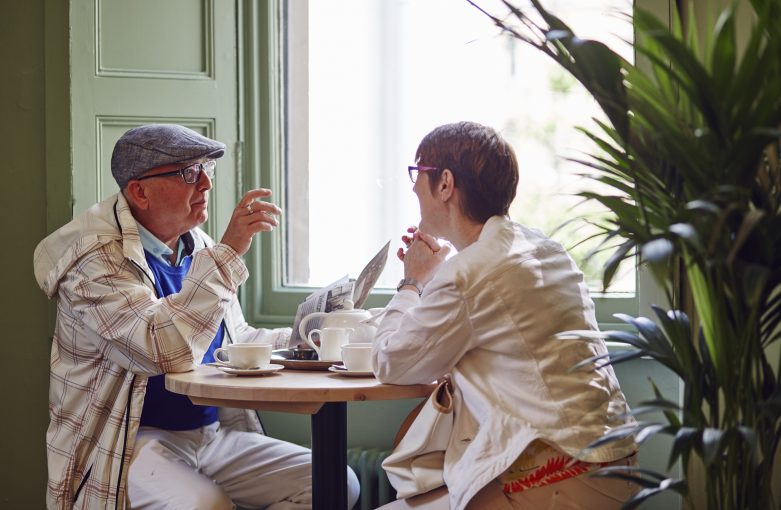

{"left": 175, "top": 483, "right": 234, "bottom": 510}
{"left": 128, "top": 437, "right": 234, "bottom": 510}
{"left": 129, "top": 481, "right": 233, "bottom": 510}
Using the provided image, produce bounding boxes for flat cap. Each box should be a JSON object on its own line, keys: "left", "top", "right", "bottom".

{"left": 111, "top": 124, "right": 226, "bottom": 189}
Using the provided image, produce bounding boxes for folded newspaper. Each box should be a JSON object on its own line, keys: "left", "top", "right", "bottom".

{"left": 288, "top": 241, "right": 391, "bottom": 347}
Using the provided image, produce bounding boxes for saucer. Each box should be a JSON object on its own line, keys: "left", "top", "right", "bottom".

{"left": 215, "top": 363, "right": 284, "bottom": 376}
{"left": 272, "top": 349, "right": 335, "bottom": 371}
{"left": 328, "top": 365, "right": 374, "bottom": 377}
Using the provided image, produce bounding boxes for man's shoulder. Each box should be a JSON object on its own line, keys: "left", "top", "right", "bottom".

{"left": 34, "top": 195, "right": 126, "bottom": 295}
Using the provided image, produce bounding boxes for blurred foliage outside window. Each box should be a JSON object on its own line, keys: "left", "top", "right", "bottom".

{"left": 286, "top": 0, "right": 635, "bottom": 294}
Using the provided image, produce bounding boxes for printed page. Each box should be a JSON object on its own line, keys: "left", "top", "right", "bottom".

{"left": 287, "top": 241, "right": 391, "bottom": 348}
{"left": 289, "top": 276, "right": 352, "bottom": 347}
{"left": 351, "top": 240, "right": 391, "bottom": 309}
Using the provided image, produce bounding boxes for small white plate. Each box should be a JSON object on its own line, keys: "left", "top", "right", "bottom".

{"left": 215, "top": 363, "right": 285, "bottom": 376}
{"left": 328, "top": 365, "right": 374, "bottom": 377}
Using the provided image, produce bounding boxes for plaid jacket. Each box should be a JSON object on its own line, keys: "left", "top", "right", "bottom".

{"left": 34, "top": 193, "right": 270, "bottom": 509}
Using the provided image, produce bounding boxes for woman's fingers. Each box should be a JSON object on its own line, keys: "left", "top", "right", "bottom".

{"left": 414, "top": 230, "right": 441, "bottom": 253}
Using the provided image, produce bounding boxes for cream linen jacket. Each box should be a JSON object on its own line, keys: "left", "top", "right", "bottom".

{"left": 34, "top": 193, "right": 270, "bottom": 510}
{"left": 374, "top": 215, "right": 637, "bottom": 510}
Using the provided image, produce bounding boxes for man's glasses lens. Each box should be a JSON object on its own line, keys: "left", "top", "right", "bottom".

{"left": 182, "top": 160, "right": 216, "bottom": 183}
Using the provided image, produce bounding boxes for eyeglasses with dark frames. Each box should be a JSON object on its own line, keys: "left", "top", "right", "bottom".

{"left": 407, "top": 165, "right": 439, "bottom": 184}
{"left": 136, "top": 160, "right": 216, "bottom": 184}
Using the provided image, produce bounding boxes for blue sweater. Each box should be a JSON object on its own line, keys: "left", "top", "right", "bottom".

{"left": 139, "top": 252, "right": 223, "bottom": 430}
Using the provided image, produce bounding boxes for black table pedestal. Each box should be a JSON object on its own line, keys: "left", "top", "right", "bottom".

{"left": 311, "top": 402, "right": 347, "bottom": 510}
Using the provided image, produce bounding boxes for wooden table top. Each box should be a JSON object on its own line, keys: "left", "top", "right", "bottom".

{"left": 165, "top": 366, "right": 436, "bottom": 415}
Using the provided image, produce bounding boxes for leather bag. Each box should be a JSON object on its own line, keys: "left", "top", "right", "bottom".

{"left": 382, "top": 377, "right": 454, "bottom": 498}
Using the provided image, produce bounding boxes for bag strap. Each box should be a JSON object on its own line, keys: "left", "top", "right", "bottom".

{"left": 432, "top": 376, "right": 454, "bottom": 414}
{"left": 392, "top": 376, "right": 454, "bottom": 447}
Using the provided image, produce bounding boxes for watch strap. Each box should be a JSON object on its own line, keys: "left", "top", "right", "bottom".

{"left": 397, "top": 277, "right": 423, "bottom": 296}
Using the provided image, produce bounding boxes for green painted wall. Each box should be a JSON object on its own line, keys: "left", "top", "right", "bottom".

{"left": 0, "top": 1, "right": 61, "bottom": 508}
{"left": 1, "top": 2, "right": 774, "bottom": 509}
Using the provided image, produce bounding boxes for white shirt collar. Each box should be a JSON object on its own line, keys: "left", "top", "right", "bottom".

{"left": 135, "top": 222, "right": 187, "bottom": 266}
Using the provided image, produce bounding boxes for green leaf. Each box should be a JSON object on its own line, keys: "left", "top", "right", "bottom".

{"left": 602, "top": 239, "right": 635, "bottom": 291}
{"left": 649, "top": 375, "right": 683, "bottom": 428}
{"left": 740, "top": 264, "right": 771, "bottom": 309}
{"left": 568, "top": 349, "right": 646, "bottom": 372}
{"left": 635, "top": 423, "right": 670, "bottom": 444}
{"left": 686, "top": 264, "right": 730, "bottom": 385}
{"left": 649, "top": 307, "right": 697, "bottom": 385}
{"left": 710, "top": 7, "right": 737, "bottom": 95}
{"left": 737, "top": 426, "right": 758, "bottom": 464}
{"left": 586, "top": 423, "right": 643, "bottom": 450}
{"left": 631, "top": 397, "right": 682, "bottom": 413}
{"left": 621, "top": 482, "right": 687, "bottom": 510}
{"left": 640, "top": 238, "right": 674, "bottom": 264}
{"left": 685, "top": 199, "right": 721, "bottom": 215}
{"left": 758, "top": 386, "right": 781, "bottom": 417}
{"left": 627, "top": 316, "right": 670, "bottom": 351}
{"left": 727, "top": 209, "right": 765, "bottom": 264}
{"left": 669, "top": 427, "right": 699, "bottom": 469}
{"left": 634, "top": 8, "right": 726, "bottom": 140}
{"left": 701, "top": 428, "right": 724, "bottom": 466}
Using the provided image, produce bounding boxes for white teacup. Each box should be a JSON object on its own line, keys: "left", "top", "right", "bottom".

{"left": 340, "top": 342, "right": 373, "bottom": 372}
{"left": 213, "top": 343, "right": 272, "bottom": 369}
{"left": 307, "top": 327, "right": 353, "bottom": 361}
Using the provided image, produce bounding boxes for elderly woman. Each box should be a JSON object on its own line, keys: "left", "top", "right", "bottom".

{"left": 374, "top": 121, "right": 638, "bottom": 510}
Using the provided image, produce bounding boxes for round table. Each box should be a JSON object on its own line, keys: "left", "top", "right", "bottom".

{"left": 166, "top": 366, "right": 435, "bottom": 509}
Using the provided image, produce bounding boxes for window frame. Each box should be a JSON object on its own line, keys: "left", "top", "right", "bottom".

{"left": 242, "top": 0, "right": 666, "bottom": 330}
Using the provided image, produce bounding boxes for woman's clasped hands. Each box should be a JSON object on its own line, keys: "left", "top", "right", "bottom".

{"left": 397, "top": 226, "right": 451, "bottom": 287}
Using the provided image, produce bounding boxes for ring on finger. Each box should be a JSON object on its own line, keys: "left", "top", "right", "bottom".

{"left": 246, "top": 203, "right": 253, "bottom": 215}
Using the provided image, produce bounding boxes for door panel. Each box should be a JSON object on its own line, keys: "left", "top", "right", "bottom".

{"left": 71, "top": 0, "right": 238, "bottom": 241}
{"left": 98, "top": 0, "right": 210, "bottom": 77}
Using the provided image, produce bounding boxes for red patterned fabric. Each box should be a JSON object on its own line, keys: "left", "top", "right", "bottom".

{"left": 500, "top": 441, "right": 615, "bottom": 494}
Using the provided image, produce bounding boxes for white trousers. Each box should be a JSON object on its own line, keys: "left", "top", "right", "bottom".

{"left": 127, "top": 422, "right": 360, "bottom": 510}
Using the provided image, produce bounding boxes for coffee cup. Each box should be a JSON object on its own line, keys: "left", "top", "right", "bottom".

{"left": 307, "top": 327, "right": 352, "bottom": 361}
{"left": 213, "top": 343, "right": 272, "bottom": 369}
{"left": 340, "top": 342, "right": 373, "bottom": 372}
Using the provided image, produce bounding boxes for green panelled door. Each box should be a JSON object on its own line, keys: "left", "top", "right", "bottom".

{"left": 70, "top": 0, "right": 239, "bottom": 241}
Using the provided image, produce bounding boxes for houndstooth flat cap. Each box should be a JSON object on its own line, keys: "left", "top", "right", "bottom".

{"left": 111, "top": 124, "right": 226, "bottom": 189}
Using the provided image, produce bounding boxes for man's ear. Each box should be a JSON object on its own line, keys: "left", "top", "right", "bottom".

{"left": 438, "top": 169, "right": 456, "bottom": 202}
{"left": 123, "top": 181, "right": 151, "bottom": 210}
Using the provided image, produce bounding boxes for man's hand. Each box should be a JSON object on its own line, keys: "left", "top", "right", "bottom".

{"left": 220, "top": 189, "right": 281, "bottom": 256}
{"left": 398, "top": 227, "right": 450, "bottom": 287}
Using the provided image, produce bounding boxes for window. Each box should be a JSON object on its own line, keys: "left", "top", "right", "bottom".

{"left": 249, "top": 0, "right": 642, "bottom": 325}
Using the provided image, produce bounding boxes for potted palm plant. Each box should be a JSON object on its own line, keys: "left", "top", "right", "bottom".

{"left": 469, "top": 0, "right": 781, "bottom": 508}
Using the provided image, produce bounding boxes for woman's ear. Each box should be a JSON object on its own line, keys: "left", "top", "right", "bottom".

{"left": 438, "top": 169, "right": 456, "bottom": 202}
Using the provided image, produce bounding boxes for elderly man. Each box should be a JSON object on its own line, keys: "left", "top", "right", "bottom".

{"left": 34, "top": 124, "right": 359, "bottom": 509}
{"left": 375, "top": 122, "right": 638, "bottom": 510}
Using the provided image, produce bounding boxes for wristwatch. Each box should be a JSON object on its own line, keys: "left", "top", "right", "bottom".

{"left": 397, "top": 277, "right": 423, "bottom": 296}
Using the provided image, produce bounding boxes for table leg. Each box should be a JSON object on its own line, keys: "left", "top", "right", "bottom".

{"left": 311, "top": 401, "right": 347, "bottom": 510}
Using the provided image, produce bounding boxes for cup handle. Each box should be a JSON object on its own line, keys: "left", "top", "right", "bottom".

{"left": 306, "top": 330, "right": 322, "bottom": 355}
{"left": 213, "top": 347, "right": 230, "bottom": 365}
{"left": 298, "top": 312, "right": 325, "bottom": 343}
